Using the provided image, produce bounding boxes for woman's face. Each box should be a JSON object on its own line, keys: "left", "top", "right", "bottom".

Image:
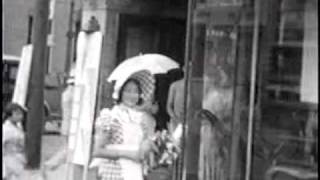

{"left": 121, "top": 81, "right": 140, "bottom": 107}
{"left": 11, "top": 109, "right": 24, "bottom": 123}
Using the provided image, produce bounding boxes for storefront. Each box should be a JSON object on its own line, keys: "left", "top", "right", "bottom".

{"left": 75, "top": 0, "right": 318, "bottom": 179}
{"left": 181, "top": 0, "right": 318, "bottom": 180}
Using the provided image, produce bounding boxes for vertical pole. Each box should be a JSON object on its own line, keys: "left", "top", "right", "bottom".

{"left": 181, "top": 0, "right": 195, "bottom": 179}
{"left": 65, "top": 0, "right": 75, "bottom": 76}
{"left": 245, "top": 0, "right": 261, "bottom": 179}
{"left": 63, "top": 1, "right": 75, "bottom": 179}
{"left": 25, "top": 0, "right": 49, "bottom": 169}
{"left": 229, "top": 19, "right": 242, "bottom": 180}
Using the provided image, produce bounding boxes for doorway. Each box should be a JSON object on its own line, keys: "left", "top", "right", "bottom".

{"left": 116, "top": 14, "right": 186, "bottom": 130}
{"left": 116, "top": 14, "right": 186, "bottom": 65}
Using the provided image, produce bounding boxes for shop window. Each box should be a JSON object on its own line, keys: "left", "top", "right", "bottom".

{"left": 255, "top": 0, "right": 317, "bottom": 179}
{"left": 184, "top": 0, "right": 317, "bottom": 180}
{"left": 264, "top": 0, "right": 318, "bottom": 105}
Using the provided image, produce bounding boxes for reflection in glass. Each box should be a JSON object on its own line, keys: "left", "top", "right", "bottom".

{"left": 184, "top": 0, "right": 318, "bottom": 180}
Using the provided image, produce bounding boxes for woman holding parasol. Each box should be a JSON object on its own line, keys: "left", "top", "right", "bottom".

{"left": 91, "top": 70, "right": 157, "bottom": 180}
{"left": 90, "top": 54, "right": 179, "bottom": 180}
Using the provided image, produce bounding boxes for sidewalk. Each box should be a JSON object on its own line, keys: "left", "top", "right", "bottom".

{"left": 24, "top": 121, "right": 67, "bottom": 180}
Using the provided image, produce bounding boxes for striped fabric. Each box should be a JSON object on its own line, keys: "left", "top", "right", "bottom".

{"left": 98, "top": 160, "right": 124, "bottom": 180}
{"left": 95, "top": 113, "right": 124, "bottom": 180}
{"left": 94, "top": 70, "right": 155, "bottom": 180}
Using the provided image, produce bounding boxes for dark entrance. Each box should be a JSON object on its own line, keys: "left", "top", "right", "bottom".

{"left": 117, "top": 14, "right": 186, "bottom": 65}
{"left": 115, "top": 14, "right": 186, "bottom": 130}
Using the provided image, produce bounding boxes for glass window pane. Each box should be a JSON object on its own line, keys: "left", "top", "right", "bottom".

{"left": 184, "top": 1, "right": 250, "bottom": 180}
{"left": 183, "top": 0, "right": 318, "bottom": 180}
{"left": 255, "top": 0, "right": 318, "bottom": 179}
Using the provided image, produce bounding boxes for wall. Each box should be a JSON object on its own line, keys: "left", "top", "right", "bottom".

{"left": 3, "top": 0, "right": 82, "bottom": 115}
{"left": 3, "top": 0, "right": 82, "bottom": 75}
{"left": 3, "top": 0, "right": 35, "bottom": 56}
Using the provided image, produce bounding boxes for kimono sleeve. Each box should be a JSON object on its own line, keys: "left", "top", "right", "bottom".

{"left": 94, "top": 109, "right": 113, "bottom": 142}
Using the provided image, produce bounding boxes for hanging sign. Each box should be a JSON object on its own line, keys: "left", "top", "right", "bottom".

{"left": 68, "top": 31, "right": 103, "bottom": 166}
{"left": 12, "top": 45, "right": 33, "bottom": 107}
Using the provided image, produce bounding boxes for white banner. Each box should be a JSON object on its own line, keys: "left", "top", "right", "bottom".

{"left": 68, "top": 31, "right": 103, "bottom": 166}
{"left": 12, "top": 45, "right": 33, "bottom": 107}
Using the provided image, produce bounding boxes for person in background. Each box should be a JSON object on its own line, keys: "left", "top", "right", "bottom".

{"left": 43, "top": 66, "right": 75, "bottom": 174}
{"left": 166, "top": 65, "right": 185, "bottom": 134}
{"left": 60, "top": 68, "right": 75, "bottom": 137}
{"left": 2, "top": 102, "right": 28, "bottom": 180}
{"left": 153, "top": 74, "right": 171, "bottom": 131}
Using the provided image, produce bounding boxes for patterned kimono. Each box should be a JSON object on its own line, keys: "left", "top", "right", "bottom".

{"left": 2, "top": 120, "right": 26, "bottom": 180}
{"left": 91, "top": 104, "right": 153, "bottom": 180}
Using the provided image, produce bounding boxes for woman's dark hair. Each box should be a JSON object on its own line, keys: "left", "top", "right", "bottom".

{"left": 167, "top": 68, "right": 184, "bottom": 83}
{"left": 2, "top": 103, "right": 27, "bottom": 123}
{"left": 197, "top": 109, "right": 219, "bottom": 126}
{"left": 117, "top": 78, "right": 143, "bottom": 105}
{"left": 196, "top": 109, "right": 230, "bottom": 137}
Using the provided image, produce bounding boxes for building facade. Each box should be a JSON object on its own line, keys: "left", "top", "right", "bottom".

{"left": 184, "top": 0, "right": 318, "bottom": 180}
{"left": 4, "top": 0, "right": 315, "bottom": 179}
{"left": 3, "top": 0, "right": 82, "bottom": 114}
{"left": 81, "top": 0, "right": 318, "bottom": 180}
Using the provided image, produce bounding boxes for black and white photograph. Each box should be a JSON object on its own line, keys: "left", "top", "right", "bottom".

{"left": 2, "top": 0, "right": 318, "bottom": 180}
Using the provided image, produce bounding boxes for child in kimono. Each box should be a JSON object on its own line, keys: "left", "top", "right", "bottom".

{"left": 2, "top": 103, "right": 28, "bottom": 180}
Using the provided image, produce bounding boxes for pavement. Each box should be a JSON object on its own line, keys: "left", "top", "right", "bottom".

{"left": 24, "top": 121, "right": 67, "bottom": 180}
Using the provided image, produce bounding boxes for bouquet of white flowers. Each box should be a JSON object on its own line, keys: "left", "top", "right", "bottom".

{"left": 152, "top": 129, "right": 181, "bottom": 167}
{"left": 144, "top": 128, "right": 182, "bottom": 180}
